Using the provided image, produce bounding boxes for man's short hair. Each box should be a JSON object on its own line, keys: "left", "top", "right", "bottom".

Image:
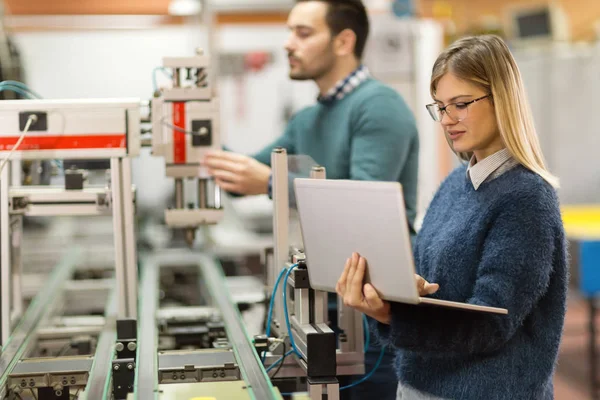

{"left": 298, "top": 0, "right": 370, "bottom": 59}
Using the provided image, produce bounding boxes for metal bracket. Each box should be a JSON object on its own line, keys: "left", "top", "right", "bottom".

{"left": 112, "top": 359, "right": 135, "bottom": 400}
{"left": 9, "top": 196, "right": 28, "bottom": 213}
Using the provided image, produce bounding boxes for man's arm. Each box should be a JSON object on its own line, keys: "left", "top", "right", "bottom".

{"left": 202, "top": 116, "right": 297, "bottom": 195}
{"left": 250, "top": 119, "right": 297, "bottom": 166}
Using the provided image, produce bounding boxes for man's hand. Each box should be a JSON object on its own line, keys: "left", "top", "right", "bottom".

{"left": 336, "top": 253, "right": 392, "bottom": 325}
{"left": 415, "top": 274, "right": 439, "bottom": 296}
{"left": 202, "top": 150, "right": 271, "bottom": 195}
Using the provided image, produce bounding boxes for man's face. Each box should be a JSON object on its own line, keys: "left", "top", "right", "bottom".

{"left": 285, "top": 1, "right": 336, "bottom": 81}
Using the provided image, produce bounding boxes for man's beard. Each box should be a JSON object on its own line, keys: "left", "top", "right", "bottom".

{"left": 288, "top": 48, "right": 335, "bottom": 81}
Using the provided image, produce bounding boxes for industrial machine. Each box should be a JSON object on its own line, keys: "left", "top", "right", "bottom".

{"left": 0, "top": 51, "right": 368, "bottom": 400}
{"left": 150, "top": 50, "right": 224, "bottom": 247}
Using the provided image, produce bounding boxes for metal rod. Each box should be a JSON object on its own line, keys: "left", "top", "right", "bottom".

{"left": 172, "top": 68, "right": 180, "bottom": 88}
{"left": 110, "top": 158, "right": 127, "bottom": 320}
{"left": 1, "top": 163, "right": 11, "bottom": 346}
{"left": 121, "top": 158, "right": 138, "bottom": 319}
{"left": 198, "top": 179, "right": 208, "bottom": 209}
{"left": 85, "top": 291, "right": 117, "bottom": 399}
{"left": 309, "top": 166, "right": 327, "bottom": 325}
{"left": 214, "top": 180, "right": 222, "bottom": 209}
{"left": 196, "top": 253, "right": 277, "bottom": 400}
{"left": 11, "top": 216, "right": 23, "bottom": 326}
{"left": 271, "top": 148, "right": 289, "bottom": 336}
{"left": 310, "top": 166, "right": 325, "bottom": 180}
{"left": 134, "top": 255, "right": 159, "bottom": 400}
{"left": 174, "top": 178, "right": 184, "bottom": 209}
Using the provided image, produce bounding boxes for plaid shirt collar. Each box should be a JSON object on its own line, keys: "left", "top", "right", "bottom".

{"left": 317, "top": 65, "right": 371, "bottom": 105}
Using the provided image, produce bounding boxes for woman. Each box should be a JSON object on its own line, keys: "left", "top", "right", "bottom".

{"left": 336, "top": 35, "right": 567, "bottom": 400}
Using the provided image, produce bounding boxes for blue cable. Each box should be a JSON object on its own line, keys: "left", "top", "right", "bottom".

{"left": 0, "top": 81, "right": 42, "bottom": 98}
{"left": 266, "top": 266, "right": 292, "bottom": 338}
{"left": 152, "top": 67, "right": 173, "bottom": 92}
{"left": 263, "top": 264, "right": 298, "bottom": 363}
{"left": 262, "top": 266, "right": 289, "bottom": 363}
{"left": 282, "top": 264, "right": 301, "bottom": 356}
{"left": 340, "top": 345, "right": 386, "bottom": 390}
{"left": 276, "top": 265, "right": 385, "bottom": 394}
{"left": 0, "top": 85, "right": 35, "bottom": 99}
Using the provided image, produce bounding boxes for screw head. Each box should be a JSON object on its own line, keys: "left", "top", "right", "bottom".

{"left": 127, "top": 363, "right": 134, "bottom": 370}
{"left": 127, "top": 342, "right": 137, "bottom": 351}
{"left": 115, "top": 342, "right": 124, "bottom": 352}
{"left": 114, "top": 364, "right": 120, "bottom": 371}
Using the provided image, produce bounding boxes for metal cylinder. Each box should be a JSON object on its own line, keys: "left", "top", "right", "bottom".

{"left": 172, "top": 68, "right": 180, "bottom": 88}
{"left": 214, "top": 181, "right": 222, "bottom": 209}
{"left": 198, "top": 179, "right": 208, "bottom": 209}
{"left": 310, "top": 166, "right": 326, "bottom": 180}
{"left": 196, "top": 68, "right": 208, "bottom": 88}
{"left": 184, "top": 229, "right": 196, "bottom": 248}
{"left": 174, "top": 179, "right": 184, "bottom": 209}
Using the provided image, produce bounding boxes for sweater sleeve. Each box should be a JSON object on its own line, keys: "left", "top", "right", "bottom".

{"left": 373, "top": 188, "right": 560, "bottom": 356}
{"left": 349, "top": 94, "right": 417, "bottom": 181}
{"left": 251, "top": 115, "right": 297, "bottom": 167}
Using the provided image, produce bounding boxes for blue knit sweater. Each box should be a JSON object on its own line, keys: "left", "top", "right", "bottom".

{"left": 374, "top": 164, "right": 568, "bottom": 400}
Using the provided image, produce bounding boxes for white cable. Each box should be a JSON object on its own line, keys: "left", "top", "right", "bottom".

{"left": 0, "top": 114, "right": 37, "bottom": 174}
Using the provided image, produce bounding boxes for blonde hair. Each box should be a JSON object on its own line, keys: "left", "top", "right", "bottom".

{"left": 430, "top": 35, "right": 559, "bottom": 188}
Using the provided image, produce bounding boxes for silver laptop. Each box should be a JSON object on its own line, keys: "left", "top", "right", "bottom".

{"left": 294, "top": 178, "right": 508, "bottom": 315}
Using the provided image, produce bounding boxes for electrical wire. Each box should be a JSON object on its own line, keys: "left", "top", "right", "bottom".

{"left": 0, "top": 85, "right": 35, "bottom": 99}
{"left": 152, "top": 67, "right": 172, "bottom": 92}
{"left": 160, "top": 117, "right": 203, "bottom": 136}
{"left": 29, "top": 388, "right": 38, "bottom": 400}
{"left": 266, "top": 266, "right": 293, "bottom": 338}
{"left": 0, "top": 81, "right": 42, "bottom": 99}
{"left": 279, "top": 346, "right": 386, "bottom": 397}
{"left": 14, "top": 393, "right": 23, "bottom": 400}
{"left": 0, "top": 114, "right": 37, "bottom": 174}
{"left": 267, "top": 340, "right": 286, "bottom": 379}
{"left": 282, "top": 265, "right": 301, "bottom": 356}
{"left": 340, "top": 345, "right": 386, "bottom": 391}
{"left": 262, "top": 265, "right": 296, "bottom": 363}
{"left": 273, "top": 263, "right": 385, "bottom": 393}
{"left": 267, "top": 347, "right": 294, "bottom": 378}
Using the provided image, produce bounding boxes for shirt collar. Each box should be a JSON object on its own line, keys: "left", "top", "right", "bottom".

{"left": 317, "top": 65, "right": 371, "bottom": 105}
{"left": 466, "top": 148, "right": 513, "bottom": 190}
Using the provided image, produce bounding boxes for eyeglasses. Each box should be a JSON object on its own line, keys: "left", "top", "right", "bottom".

{"left": 425, "top": 94, "right": 492, "bottom": 122}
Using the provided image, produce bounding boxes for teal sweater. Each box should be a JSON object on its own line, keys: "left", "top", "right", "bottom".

{"left": 252, "top": 78, "right": 419, "bottom": 226}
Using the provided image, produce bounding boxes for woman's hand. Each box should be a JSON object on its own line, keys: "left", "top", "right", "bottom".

{"left": 335, "top": 253, "right": 392, "bottom": 325}
{"left": 415, "top": 274, "right": 439, "bottom": 296}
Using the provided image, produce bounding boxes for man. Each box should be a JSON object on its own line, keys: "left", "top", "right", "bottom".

{"left": 203, "top": 1, "right": 418, "bottom": 399}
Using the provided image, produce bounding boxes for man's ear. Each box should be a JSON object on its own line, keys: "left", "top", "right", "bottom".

{"left": 333, "top": 28, "right": 357, "bottom": 57}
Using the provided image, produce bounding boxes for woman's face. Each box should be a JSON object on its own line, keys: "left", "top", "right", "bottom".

{"left": 433, "top": 73, "right": 503, "bottom": 161}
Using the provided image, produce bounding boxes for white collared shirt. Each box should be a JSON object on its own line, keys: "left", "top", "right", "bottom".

{"left": 466, "top": 148, "right": 519, "bottom": 190}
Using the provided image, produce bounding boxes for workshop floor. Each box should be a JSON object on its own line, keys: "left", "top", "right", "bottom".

{"left": 555, "top": 292, "right": 596, "bottom": 400}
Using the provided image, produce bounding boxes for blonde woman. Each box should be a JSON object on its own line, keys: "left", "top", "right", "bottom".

{"left": 336, "top": 35, "right": 567, "bottom": 399}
